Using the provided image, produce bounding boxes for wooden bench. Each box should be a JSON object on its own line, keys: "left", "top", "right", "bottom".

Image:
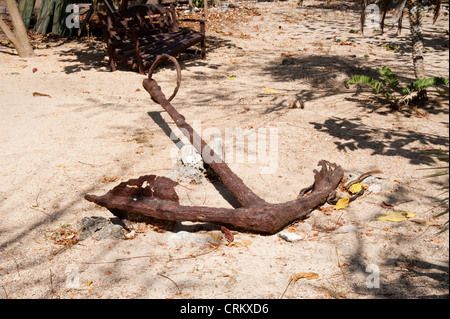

{"left": 98, "top": 4, "right": 206, "bottom": 74}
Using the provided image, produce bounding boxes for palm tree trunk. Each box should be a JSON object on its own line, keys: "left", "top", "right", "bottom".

{"left": 407, "top": 0, "right": 427, "bottom": 102}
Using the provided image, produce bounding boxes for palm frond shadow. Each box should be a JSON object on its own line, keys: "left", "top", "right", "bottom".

{"left": 263, "top": 54, "right": 449, "bottom": 115}
{"left": 309, "top": 116, "right": 449, "bottom": 165}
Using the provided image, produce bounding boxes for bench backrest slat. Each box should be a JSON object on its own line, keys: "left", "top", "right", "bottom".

{"left": 122, "top": 5, "right": 179, "bottom": 35}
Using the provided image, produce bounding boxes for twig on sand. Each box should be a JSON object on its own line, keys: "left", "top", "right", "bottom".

{"left": 77, "top": 161, "right": 108, "bottom": 167}
{"left": 78, "top": 255, "right": 152, "bottom": 264}
{"left": 1, "top": 286, "right": 8, "bottom": 299}
{"left": 157, "top": 273, "right": 182, "bottom": 294}
{"left": 335, "top": 246, "right": 346, "bottom": 278}
{"left": 30, "top": 206, "right": 51, "bottom": 217}
{"left": 280, "top": 276, "right": 295, "bottom": 299}
{"left": 49, "top": 269, "right": 54, "bottom": 294}
{"left": 169, "top": 249, "right": 216, "bottom": 262}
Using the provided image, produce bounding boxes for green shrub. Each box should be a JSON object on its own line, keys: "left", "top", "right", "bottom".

{"left": 348, "top": 66, "right": 449, "bottom": 107}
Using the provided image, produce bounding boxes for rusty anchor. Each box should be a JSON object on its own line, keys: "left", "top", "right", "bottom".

{"left": 84, "top": 55, "right": 344, "bottom": 234}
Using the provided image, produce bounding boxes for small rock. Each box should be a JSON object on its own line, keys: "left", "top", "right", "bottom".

{"left": 167, "top": 231, "right": 208, "bottom": 247}
{"left": 78, "top": 216, "right": 125, "bottom": 240}
{"left": 368, "top": 184, "right": 382, "bottom": 194}
{"left": 124, "top": 230, "right": 137, "bottom": 240}
{"left": 278, "top": 232, "right": 303, "bottom": 242}
{"left": 335, "top": 225, "right": 357, "bottom": 234}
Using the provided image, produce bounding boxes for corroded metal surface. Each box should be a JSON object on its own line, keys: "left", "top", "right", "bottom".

{"left": 84, "top": 55, "right": 344, "bottom": 234}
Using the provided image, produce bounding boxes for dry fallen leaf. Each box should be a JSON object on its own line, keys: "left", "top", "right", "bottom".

{"left": 102, "top": 176, "right": 119, "bottom": 183}
{"left": 281, "top": 52, "right": 295, "bottom": 57}
{"left": 227, "top": 240, "right": 252, "bottom": 247}
{"left": 319, "top": 206, "right": 334, "bottom": 213}
{"left": 221, "top": 226, "right": 234, "bottom": 243}
{"left": 265, "top": 86, "right": 279, "bottom": 94}
{"left": 291, "top": 272, "right": 319, "bottom": 282}
{"left": 10, "top": 65, "right": 27, "bottom": 69}
{"left": 381, "top": 201, "right": 395, "bottom": 209}
{"left": 334, "top": 198, "right": 350, "bottom": 210}
{"left": 411, "top": 219, "right": 442, "bottom": 227}
{"left": 348, "top": 183, "right": 364, "bottom": 194}
{"left": 32, "top": 92, "right": 51, "bottom": 98}
{"left": 376, "top": 211, "right": 416, "bottom": 222}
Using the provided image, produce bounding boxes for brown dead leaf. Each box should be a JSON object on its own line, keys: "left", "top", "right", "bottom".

{"left": 281, "top": 52, "right": 296, "bottom": 57}
{"left": 102, "top": 176, "right": 119, "bottom": 183}
{"left": 291, "top": 272, "right": 319, "bottom": 282}
{"left": 227, "top": 240, "right": 252, "bottom": 247}
{"left": 381, "top": 201, "right": 395, "bottom": 209}
{"left": 319, "top": 206, "right": 334, "bottom": 213}
{"left": 32, "top": 92, "right": 51, "bottom": 98}
{"left": 411, "top": 219, "right": 442, "bottom": 227}
{"left": 221, "top": 226, "right": 234, "bottom": 243}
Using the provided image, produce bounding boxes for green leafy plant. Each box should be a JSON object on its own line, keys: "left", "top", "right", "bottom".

{"left": 348, "top": 66, "right": 449, "bottom": 106}
{"left": 193, "top": 0, "right": 204, "bottom": 8}
{"left": 361, "top": 1, "right": 444, "bottom": 105}
{"left": 384, "top": 43, "right": 399, "bottom": 53}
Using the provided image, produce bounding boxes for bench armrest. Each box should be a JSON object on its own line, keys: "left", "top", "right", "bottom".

{"left": 178, "top": 19, "right": 206, "bottom": 34}
{"left": 178, "top": 19, "right": 207, "bottom": 23}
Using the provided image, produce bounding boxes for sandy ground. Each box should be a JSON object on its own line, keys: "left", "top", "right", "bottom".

{"left": 0, "top": 0, "right": 449, "bottom": 299}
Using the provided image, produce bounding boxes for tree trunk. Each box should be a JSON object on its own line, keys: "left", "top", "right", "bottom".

{"left": 407, "top": 0, "right": 428, "bottom": 102}
{"left": 0, "top": 0, "right": 36, "bottom": 57}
